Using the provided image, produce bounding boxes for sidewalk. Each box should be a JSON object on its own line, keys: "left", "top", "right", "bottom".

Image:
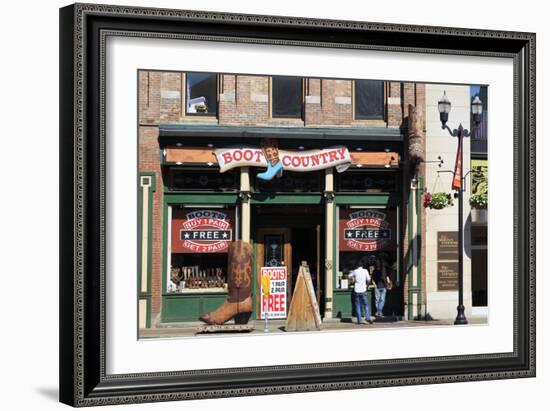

{"left": 139, "top": 316, "right": 488, "bottom": 339}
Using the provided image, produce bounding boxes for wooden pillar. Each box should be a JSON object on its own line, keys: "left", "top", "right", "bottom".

{"left": 324, "top": 169, "right": 335, "bottom": 319}
{"left": 240, "top": 167, "right": 251, "bottom": 243}
{"left": 139, "top": 173, "right": 155, "bottom": 328}
{"left": 411, "top": 178, "right": 419, "bottom": 319}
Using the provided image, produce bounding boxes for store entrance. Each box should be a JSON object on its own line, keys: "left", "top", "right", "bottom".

{"left": 253, "top": 205, "right": 324, "bottom": 319}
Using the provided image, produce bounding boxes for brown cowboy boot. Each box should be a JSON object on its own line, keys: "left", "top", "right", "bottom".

{"left": 199, "top": 241, "right": 253, "bottom": 325}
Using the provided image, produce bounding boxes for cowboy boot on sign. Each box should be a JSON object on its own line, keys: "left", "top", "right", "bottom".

{"left": 257, "top": 138, "right": 283, "bottom": 181}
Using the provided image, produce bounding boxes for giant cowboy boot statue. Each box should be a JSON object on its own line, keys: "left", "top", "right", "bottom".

{"left": 199, "top": 241, "right": 253, "bottom": 325}
{"left": 257, "top": 138, "right": 283, "bottom": 180}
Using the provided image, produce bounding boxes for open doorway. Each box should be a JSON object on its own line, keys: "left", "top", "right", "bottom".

{"left": 253, "top": 205, "right": 325, "bottom": 318}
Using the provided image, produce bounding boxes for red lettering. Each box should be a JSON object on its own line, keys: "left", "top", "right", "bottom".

{"left": 311, "top": 154, "right": 320, "bottom": 166}
{"left": 291, "top": 156, "right": 301, "bottom": 167}
{"left": 301, "top": 156, "right": 310, "bottom": 168}
{"left": 337, "top": 147, "right": 347, "bottom": 159}
{"left": 255, "top": 150, "right": 262, "bottom": 162}
{"left": 320, "top": 152, "right": 330, "bottom": 164}
{"left": 233, "top": 150, "right": 242, "bottom": 161}
{"left": 328, "top": 150, "right": 338, "bottom": 162}
{"left": 243, "top": 149, "right": 253, "bottom": 161}
{"left": 222, "top": 152, "right": 233, "bottom": 164}
{"left": 282, "top": 156, "right": 291, "bottom": 167}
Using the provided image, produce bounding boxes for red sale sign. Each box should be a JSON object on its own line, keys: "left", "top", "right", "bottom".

{"left": 171, "top": 208, "right": 234, "bottom": 253}
{"left": 339, "top": 209, "right": 396, "bottom": 252}
{"left": 260, "top": 267, "right": 287, "bottom": 319}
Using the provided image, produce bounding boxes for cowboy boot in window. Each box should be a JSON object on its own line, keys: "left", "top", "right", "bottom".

{"left": 257, "top": 138, "right": 283, "bottom": 180}
{"left": 199, "top": 241, "right": 253, "bottom": 325}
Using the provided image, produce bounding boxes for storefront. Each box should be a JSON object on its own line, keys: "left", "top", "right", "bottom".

{"left": 156, "top": 125, "right": 406, "bottom": 322}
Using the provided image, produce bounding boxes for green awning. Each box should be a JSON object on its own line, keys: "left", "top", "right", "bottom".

{"left": 159, "top": 124, "right": 403, "bottom": 143}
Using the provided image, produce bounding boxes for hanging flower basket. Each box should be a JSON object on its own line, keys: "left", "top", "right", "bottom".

{"left": 470, "top": 193, "right": 488, "bottom": 223}
{"left": 469, "top": 193, "right": 488, "bottom": 209}
{"left": 423, "top": 192, "right": 454, "bottom": 210}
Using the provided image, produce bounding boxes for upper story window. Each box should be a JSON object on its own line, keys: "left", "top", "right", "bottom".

{"left": 185, "top": 72, "right": 218, "bottom": 116}
{"left": 354, "top": 80, "right": 385, "bottom": 120}
{"left": 271, "top": 76, "right": 303, "bottom": 119}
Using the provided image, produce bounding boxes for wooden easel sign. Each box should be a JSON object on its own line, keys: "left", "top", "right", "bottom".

{"left": 286, "top": 262, "right": 322, "bottom": 331}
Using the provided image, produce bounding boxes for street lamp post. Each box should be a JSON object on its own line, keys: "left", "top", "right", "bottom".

{"left": 438, "top": 91, "right": 483, "bottom": 325}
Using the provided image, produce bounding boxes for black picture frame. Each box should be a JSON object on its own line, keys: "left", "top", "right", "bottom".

{"left": 59, "top": 3, "right": 535, "bottom": 407}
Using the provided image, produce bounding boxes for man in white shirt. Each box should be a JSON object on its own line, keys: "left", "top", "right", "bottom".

{"left": 348, "top": 259, "right": 373, "bottom": 324}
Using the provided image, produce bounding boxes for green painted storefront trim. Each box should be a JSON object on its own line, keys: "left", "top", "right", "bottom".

{"left": 160, "top": 192, "right": 238, "bottom": 323}
{"left": 161, "top": 200, "right": 169, "bottom": 323}
{"left": 159, "top": 189, "right": 404, "bottom": 323}
{"left": 417, "top": 176, "right": 423, "bottom": 312}
{"left": 250, "top": 193, "right": 322, "bottom": 205}
{"left": 252, "top": 237, "right": 258, "bottom": 318}
{"left": 138, "top": 172, "right": 156, "bottom": 328}
{"left": 333, "top": 289, "right": 373, "bottom": 319}
{"left": 407, "top": 186, "right": 413, "bottom": 320}
{"left": 331, "top": 193, "right": 400, "bottom": 319}
{"left": 332, "top": 201, "right": 337, "bottom": 297}
{"left": 333, "top": 192, "right": 400, "bottom": 206}
{"left": 162, "top": 293, "right": 228, "bottom": 322}
{"left": 139, "top": 295, "right": 152, "bottom": 328}
{"left": 164, "top": 193, "right": 239, "bottom": 204}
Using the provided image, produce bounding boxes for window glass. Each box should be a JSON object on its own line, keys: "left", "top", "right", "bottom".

{"left": 168, "top": 207, "right": 234, "bottom": 292}
{"left": 337, "top": 171, "right": 398, "bottom": 192}
{"left": 337, "top": 207, "right": 398, "bottom": 290}
{"left": 254, "top": 171, "right": 322, "bottom": 193}
{"left": 186, "top": 72, "right": 217, "bottom": 115}
{"left": 168, "top": 169, "right": 239, "bottom": 192}
{"left": 272, "top": 76, "right": 303, "bottom": 118}
{"left": 263, "top": 235, "right": 284, "bottom": 267}
{"left": 354, "top": 80, "right": 384, "bottom": 120}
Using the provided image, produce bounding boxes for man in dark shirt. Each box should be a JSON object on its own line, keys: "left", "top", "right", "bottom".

{"left": 370, "top": 259, "right": 392, "bottom": 317}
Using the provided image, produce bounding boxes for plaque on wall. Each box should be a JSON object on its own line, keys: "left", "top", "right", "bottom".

{"left": 437, "top": 261, "right": 459, "bottom": 291}
{"left": 437, "top": 231, "right": 459, "bottom": 260}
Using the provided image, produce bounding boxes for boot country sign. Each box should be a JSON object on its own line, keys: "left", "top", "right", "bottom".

{"left": 214, "top": 146, "right": 352, "bottom": 174}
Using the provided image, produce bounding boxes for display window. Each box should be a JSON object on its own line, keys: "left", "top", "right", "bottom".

{"left": 336, "top": 206, "right": 398, "bottom": 290}
{"left": 167, "top": 206, "right": 236, "bottom": 293}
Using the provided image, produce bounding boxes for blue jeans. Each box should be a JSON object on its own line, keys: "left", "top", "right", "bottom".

{"left": 374, "top": 287, "right": 387, "bottom": 315}
{"left": 354, "top": 292, "right": 371, "bottom": 323}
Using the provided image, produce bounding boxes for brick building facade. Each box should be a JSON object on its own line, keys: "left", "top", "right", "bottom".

{"left": 138, "top": 70, "right": 427, "bottom": 328}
